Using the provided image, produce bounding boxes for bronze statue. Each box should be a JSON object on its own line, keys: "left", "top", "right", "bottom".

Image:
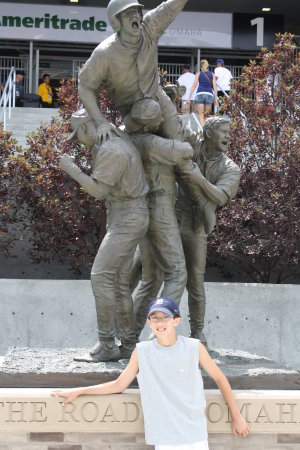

{"left": 59, "top": 110, "right": 149, "bottom": 362}
{"left": 58, "top": 0, "right": 241, "bottom": 360}
{"left": 176, "top": 116, "right": 241, "bottom": 345}
{"left": 78, "top": 0, "right": 188, "bottom": 143}
{"left": 123, "top": 99, "right": 194, "bottom": 339}
{"left": 131, "top": 117, "right": 241, "bottom": 345}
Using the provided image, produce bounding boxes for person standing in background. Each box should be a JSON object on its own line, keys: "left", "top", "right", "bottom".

{"left": 214, "top": 58, "right": 233, "bottom": 99}
{"left": 38, "top": 73, "right": 53, "bottom": 108}
{"left": 188, "top": 59, "right": 218, "bottom": 127}
{"left": 1, "top": 70, "right": 25, "bottom": 106}
{"left": 14, "top": 71, "right": 25, "bottom": 107}
{"left": 177, "top": 64, "right": 196, "bottom": 114}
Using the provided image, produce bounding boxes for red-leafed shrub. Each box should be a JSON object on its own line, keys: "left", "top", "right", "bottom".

{"left": 209, "top": 33, "right": 300, "bottom": 283}
{"left": 1, "top": 80, "right": 121, "bottom": 273}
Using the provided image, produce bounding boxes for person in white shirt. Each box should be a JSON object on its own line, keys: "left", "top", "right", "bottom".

{"left": 177, "top": 64, "right": 196, "bottom": 114}
{"left": 52, "top": 297, "right": 250, "bottom": 450}
{"left": 214, "top": 58, "right": 233, "bottom": 99}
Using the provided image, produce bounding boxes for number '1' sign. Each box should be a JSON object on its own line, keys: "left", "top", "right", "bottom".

{"left": 251, "top": 17, "right": 264, "bottom": 47}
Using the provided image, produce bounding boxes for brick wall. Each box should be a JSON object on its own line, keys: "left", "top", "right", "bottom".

{"left": 0, "top": 432, "right": 154, "bottom": 450}
{"left": 1, "top": 432, "right": 300, "bottom": 449}
{"left": 1, "top": 390, "right": 300, "bottom": 449}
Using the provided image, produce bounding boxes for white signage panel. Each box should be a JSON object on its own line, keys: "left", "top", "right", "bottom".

{"left": 158, "top": 12, "right": 232, "bottom": 48}
{"left": 0, "top": 3, "right": 232, "bottom": 48}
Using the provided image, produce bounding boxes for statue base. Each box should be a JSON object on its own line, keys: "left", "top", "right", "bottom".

{"left": 0, "top": 346, "right": 299, "bottom": 389}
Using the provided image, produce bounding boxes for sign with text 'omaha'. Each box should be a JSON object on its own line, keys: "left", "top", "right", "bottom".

{"left": 1, "top": 389, "right": 300, "bottom": 433}
{"left": 0, "top": 3, "right": 232, "bottom": 48}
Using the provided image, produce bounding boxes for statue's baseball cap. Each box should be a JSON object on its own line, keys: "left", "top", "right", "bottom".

{"left": 67, "top": 108, "right": 92, "bottom": 141}
{"left": 216, "top": 58, "right": 224, "bottom": 64}
{"left": 147, "top": 297, "right": 181, "bottom": 318}
{"left": 123, "top": 98, "right": 163, "bottom": 133}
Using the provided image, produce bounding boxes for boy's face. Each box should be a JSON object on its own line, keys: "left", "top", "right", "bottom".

{"left": 119, "top": 7, "right": 142, "bottom": 41}
{"left": 76, "top": 122, "right": 96, "bottom": 148}
{"left": 147, "top": 311, "right": 180, "bottom": 337}
{"left": 208, "top": 123, "right": 230, "bottom": 154}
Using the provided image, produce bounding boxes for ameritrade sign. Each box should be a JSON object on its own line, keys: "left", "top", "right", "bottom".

{"left": 0, "top": 3, "right": 109, "bottom": 43}
{"left": 0, "top": 3, "right": 232, "bottom": 48}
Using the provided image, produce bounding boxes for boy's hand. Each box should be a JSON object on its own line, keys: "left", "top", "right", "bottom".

{"left": 179, "top": 162, "right": 205, "bottom": 181}
{"left": 96, "top": 122, "right": 122, "bottom": 145}
{"left": 59, "top": 155, "right": 83, "bottom": 180}
{"left": 59, "top": 154, "right": 76, "bottom": 173}
{"left": 51, "top": 389, "right": 79, "bottom": 406}
{"left": 232, "top": 413, "right": 250, "bottom": 437}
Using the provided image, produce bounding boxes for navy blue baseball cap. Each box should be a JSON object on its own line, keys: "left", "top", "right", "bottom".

{"left": 216, "top": 58, "right": 224, "bottom": 64}
{"left": 147, "top": 297, "right": 181, "bottom": 318}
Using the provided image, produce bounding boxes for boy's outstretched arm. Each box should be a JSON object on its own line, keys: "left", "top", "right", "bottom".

{"left": 198, "top": 344, "right": 250, "bottom": 437}
{"left": 52, "top": 348, "right": 139, "bottom": 406}
{"left": 59, "top": 155, "right": 110, "bottom": 201}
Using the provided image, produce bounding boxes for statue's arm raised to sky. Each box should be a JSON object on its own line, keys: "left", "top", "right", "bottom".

{"left": 78, "top": 0, "right": 189, "bottom": 145}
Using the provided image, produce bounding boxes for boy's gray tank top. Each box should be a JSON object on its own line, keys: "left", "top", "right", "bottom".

{"left": 136, "top": 335, "right": 207, "bottom": 446}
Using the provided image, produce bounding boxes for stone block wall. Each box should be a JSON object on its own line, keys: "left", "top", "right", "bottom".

{"left": 0, "top": 432, "right": 154, "bottom": 450}
{"left": 1, "top": 432, "right": 300, "bottom": 449}
{"left": 1, "top": 389, "right": 300, "bottom": 449}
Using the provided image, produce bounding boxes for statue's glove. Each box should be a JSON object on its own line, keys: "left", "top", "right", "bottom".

{"left": 59, "top": 154, "right": 81, "bottom": 179}
{"left": 164, "top": 81, "right": 186, "bottom": 103}
{"left": 96, "top": 122, "right": 122, "bottom": 145}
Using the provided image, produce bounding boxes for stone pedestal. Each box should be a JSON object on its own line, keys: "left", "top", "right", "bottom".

{"left": 1, "top": 388, "right": 300, "bottom": 449}
{"left": 0, "top": 346, "right": 299, "bottom": 389}
{"left": 1, "top": 348, "right": 300, "bottom": 449}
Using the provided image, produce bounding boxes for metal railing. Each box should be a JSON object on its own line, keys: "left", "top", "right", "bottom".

{"left": 0, "top": 66, "right": 16, "bottom": 130}
{"left": 72, "top": 59, "right": 86, "bottom": 79}
{"left": 0, "top": 57, "right": 29, "bottom": 93}
{"left": 159, "top": 63, "right": 244, "bottom": 84}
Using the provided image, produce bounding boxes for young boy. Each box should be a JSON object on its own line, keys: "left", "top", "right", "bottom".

{"left": 52, "top": 297, "right": 250, "bottom": 448}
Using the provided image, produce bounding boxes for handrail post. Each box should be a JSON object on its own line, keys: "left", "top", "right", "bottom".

{"left": 3, "top": 91, "right": 7, "bottom": 130}
{"left": 8, "top": 76, "right": 12, "bottom": 119}
{"left": 35, "top": 49, "right": 40, "bottom": 94}
{"left": 0, "top": 66, "right": 16, "bottom": 130}
{"left": 29, "top": 41, "right": 33, "bottom": 93}
{"left": 13, "top": 70, "right": 16, "bottom": 108}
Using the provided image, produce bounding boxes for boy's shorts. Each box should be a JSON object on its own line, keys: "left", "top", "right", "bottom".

{"left": 155, "top": 440, "right": 209, "bottom": 450}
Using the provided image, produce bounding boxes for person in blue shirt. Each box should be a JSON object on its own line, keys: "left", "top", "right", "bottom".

{"left": 188, "top": 59, "right": 218, "bottom": 127}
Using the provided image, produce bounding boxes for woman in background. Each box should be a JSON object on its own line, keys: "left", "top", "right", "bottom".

{"left": 188, "top": 59, "right": 218, "bottom": 127}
